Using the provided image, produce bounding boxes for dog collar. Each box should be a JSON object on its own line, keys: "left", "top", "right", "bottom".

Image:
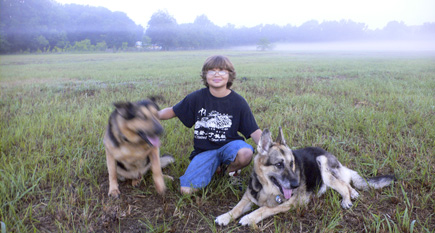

{"left": 275, "top": 195, "right": 283, "bottom": 204}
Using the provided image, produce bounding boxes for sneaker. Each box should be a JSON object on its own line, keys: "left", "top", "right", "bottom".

{"left": 228, "top": 169, "right": 241, "bottom": 177}
{"left": 228, "top": 170, "right": 243, "bottom": 191}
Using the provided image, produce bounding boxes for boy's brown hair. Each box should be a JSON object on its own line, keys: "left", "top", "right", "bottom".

{"left": 200, "top": 55, "right": 236, "bottom": 88}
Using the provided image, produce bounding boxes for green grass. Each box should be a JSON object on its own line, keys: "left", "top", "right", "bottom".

{"left": 1, "top": 51, "right": 434, "bottom": 232}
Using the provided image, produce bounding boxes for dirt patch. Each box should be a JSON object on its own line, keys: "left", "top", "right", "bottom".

{"left": 35, "top": 173, "right": 404, "bottom": 232}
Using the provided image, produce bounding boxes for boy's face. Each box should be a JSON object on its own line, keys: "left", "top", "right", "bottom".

{"left": 206, "top": 68, "right": 229, "bottom": 89}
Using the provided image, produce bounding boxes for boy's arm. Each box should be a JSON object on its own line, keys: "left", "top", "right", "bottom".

{"left": 250, "top": 129, "right": 262, "bottom": 145}
{"left": 158, "top": 107, "right": 176, "bottom": 120}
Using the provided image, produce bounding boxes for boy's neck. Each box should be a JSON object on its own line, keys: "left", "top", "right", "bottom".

{"left": 209, "top": 87, "right": 231, "bottom": 98}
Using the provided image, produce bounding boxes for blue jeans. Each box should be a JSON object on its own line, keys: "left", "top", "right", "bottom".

{"left": 180, "top": 140, "right": 253, "bottom": 189}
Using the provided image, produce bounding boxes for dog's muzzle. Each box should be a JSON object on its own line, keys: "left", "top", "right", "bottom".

{"left": 138, "top": 131, "right": 161, "bottom": 147}
{"left": 271, "top": 176, "right": 297, "bottom": 199}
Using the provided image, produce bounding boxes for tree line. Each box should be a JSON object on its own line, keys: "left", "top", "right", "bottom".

{"left": 1, "top": 0, "right": 434, "bottom": 53}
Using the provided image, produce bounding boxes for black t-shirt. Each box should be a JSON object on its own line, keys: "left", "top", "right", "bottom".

{"left": 173, "top": 88, "right": 259, "bottom": 159}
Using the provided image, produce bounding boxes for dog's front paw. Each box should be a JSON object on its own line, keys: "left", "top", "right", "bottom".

{"left": 155, "top": 180, "right": 167, "bottom": 195}
{"left": 215, "top": 213, "right": 232, "bottom": 226}
{"left": 108, "top": 188, "right": 121, "bottom": 198}
{"left": 238, "top": 214, "right": 254, "bottom": 226}
{"left": 341, "top": 199, "right": 353, "bottom": 209}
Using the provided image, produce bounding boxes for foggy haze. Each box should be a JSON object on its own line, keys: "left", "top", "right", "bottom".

{"left": 234, "top": 40, "right": 435, "bottom": 52}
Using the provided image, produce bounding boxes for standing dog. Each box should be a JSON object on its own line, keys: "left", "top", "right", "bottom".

{"left": 103, "top": 99, "right": 174, "bottom": 198}
{"left": 215, "top": 128, "right": 395, "bottom": 226}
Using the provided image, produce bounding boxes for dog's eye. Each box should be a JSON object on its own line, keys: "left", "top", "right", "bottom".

{"left": 138, "top": 114, "right": 148, "bottom": 120}
{"left": 275, "top": 162, "right": 283, "bottom": 169}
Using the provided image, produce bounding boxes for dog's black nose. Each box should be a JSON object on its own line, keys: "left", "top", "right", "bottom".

{"left": 154, "top": 124, "right": 164, "bottom": 135}
{"left": 290, "top": 181, "right": 299, "bottom": 189}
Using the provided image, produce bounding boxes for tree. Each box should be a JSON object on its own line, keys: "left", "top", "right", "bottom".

{"left": 0, "top": 0, "right": 142, "bottom": 53}
{"left": 145, "top": 10, "right": 178, "bottom": 50}
{"left": 0, "top": 0, "right": 61, "bottom": 52}
{"left": 0, "top": 30, "right": 11, "bottom": 53}
{"left": 194, "top": 15, "right": 213, "bottom": 27}
{"left": 296, "top": 20, "right": 320, "bottom": 42}
{"left": 190, "top": 15, "right": 223, "bottom": 49}
{"left": 257, "top": 38, "right": 273, "bottom": 51}
{"left": 63, "top": 5, "right": 141, "bottom": 48}
{"left": 382, "top": 21, "right": 409, "bottom": 39}
{"left": 142, "top": 36, "right": 152, "bottom": 47}
{"left": 420, "top": 23, "right": 435, "bottom": 39}
{"left": 35, "top": 35, "right": 49, "bottom": 51}
{"left": 320, "top": 20, "right": 367, "bottom": 41}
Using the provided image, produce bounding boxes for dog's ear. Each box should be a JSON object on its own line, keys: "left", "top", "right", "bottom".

{"left": 276, "top": 126, "right": 286, "bottom": 145}
{"left": 148, "top": 95, "right": 164, "bottom": 104}
{"left": 149, "top": 96, "right": 157, "bottom": 103}
{"left": 257, "top": 129, "right": 272, "bottom": 155}
{"left": 138, "top": 99, "right": 160, "bottom": 111}
{"left": 114, "top": 102, "right": 135, "bottom": 119}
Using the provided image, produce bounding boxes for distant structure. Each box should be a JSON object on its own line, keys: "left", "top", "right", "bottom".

{"left": 135, "top": 41, "right": 143, "bottom": 49}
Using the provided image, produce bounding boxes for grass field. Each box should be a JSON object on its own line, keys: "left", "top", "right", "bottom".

{"left": 1, "top": 50, "right": 434, "bottom": 232}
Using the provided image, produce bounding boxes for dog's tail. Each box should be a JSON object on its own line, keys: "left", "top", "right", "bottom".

{"left": 160, "top": 154, "right": 175, "bottom": 168}
{"left": 350, "top": 170, "right": 396, "bottom": 190}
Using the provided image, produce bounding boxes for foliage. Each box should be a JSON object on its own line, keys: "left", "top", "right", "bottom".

{"left": 96, "top": 41, "right": 108, "bottom": 51}
{"left": 145, "top": 10, "right": 179, "bottom": 50}
{"left": 0, "top": 0, "right": 142, "bottom": 53}
{"left": 73, "top": 39, "right": 92, "bottom": 51}
{"left": 257, "top": 38, "right": 274, "bottom": 51}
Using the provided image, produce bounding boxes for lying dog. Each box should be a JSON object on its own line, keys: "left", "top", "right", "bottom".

{"left": 103, "top": 99, "right": 174, "bottom": 198}
{"left": 215, "top": 128, "right": 396, "bottom": 226}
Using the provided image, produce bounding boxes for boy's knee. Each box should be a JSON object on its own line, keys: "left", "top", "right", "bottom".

{"left": 237, "top": 148, "right": 253, "bottom": 165}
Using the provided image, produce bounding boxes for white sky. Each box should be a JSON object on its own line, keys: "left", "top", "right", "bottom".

{"left": 55, "top": 0, "right": 435, "bottom": 30}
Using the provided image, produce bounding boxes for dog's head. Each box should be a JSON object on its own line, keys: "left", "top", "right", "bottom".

{"left": 255, "top": 127, "right": 300, "bottom": 200}
{"left": 114, "top": 99, "right": 163, "bottom": 147}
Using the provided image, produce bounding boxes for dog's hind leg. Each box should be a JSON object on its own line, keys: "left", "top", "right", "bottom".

{"left": 317, "top": 155, "right": 354, "bottom": 209}
{"left": 316, "top": 184, "right": 328, "bottom": 197}
{"left": 341, "top": 167, "right": 360, "bottom": 199}
{"left": 215, "top": 192, "right": 253, "bottom": 226}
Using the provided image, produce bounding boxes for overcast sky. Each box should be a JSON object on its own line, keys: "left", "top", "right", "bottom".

{"left": 55, "top": 0, "right": 435, "bottom": 30}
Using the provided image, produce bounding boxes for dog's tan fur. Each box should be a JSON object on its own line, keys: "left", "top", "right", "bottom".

{"left": 103, "top": 99, "right": 174, "bottom": 198}
{"left": 215, "top": 128, "right": 395, "bottom": 226}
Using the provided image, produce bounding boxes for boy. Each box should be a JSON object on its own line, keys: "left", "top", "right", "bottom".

{"left": 159, "top": 55, "right": 262, "bottom": 194}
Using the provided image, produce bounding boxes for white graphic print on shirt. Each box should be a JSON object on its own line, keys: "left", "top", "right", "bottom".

{"left": 194, "top": 109, "right": 232, "bottom": 142}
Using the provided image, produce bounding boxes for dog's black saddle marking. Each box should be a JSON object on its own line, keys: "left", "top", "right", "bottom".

{"left": 108, "top": 120, "right": 120, "bottom": 148}
{"left": 115, "top": 157, "right": 151, "bottom": 172}
{"left": 249, "top": 172, "right": 263, "bottom": 201}
{"left": 293, "top": 147, "right": 325, "bottom": 192}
